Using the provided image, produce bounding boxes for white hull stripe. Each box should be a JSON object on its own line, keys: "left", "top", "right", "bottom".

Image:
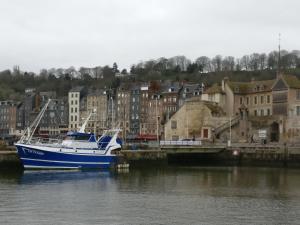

{"left": 24, "top": 165, "right": 79, "bottom": 169}
{"left": 21, "top": 157, "right": 110, "bottom": 165}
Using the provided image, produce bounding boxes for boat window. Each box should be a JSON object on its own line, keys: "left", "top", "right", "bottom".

{"left": 74, "top": 136, "right": 90, "bottom": 141}
{"left": 64, "top": 135, "right": 90, "bottom": 141}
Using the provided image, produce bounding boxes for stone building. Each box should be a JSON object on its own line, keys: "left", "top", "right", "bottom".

{"left": 271, "top": 74, "right": 300, "bottom": 142}
{"left": 201, "top": 83, "right": 226, "bottom": 112}
{"left": 161, "top": 83, "right": 181, "bottom": 122}
{"left": 78, "top": 89, "right": 107, "bottom": 135}
{"left": 225, "top": 78, "right": 274, "bottom": 117}
{"left": 129, "top": 86, "right": 140, "bottom": 134}
{"left": 164, "top": 97, "right": 228, "bottom": 141}
{"left": 39, "top": 97, "right": 69, "bottom": 137}
{"left": 116, "top": 85, "right": 131, "bottom": 139}
{"left": 145, "top": 93, "right": 164, "bottom": 138}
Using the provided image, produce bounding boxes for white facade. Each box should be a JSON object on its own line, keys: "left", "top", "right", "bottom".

{"left": 68, "top": 91, "right": 81, "bottom": 130}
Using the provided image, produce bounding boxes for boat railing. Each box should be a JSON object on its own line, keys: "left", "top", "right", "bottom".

{"left": 20, "top": 137, "right": 63, "bottom": 146}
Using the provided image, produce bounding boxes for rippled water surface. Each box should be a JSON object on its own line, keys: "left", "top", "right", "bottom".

{"left": 0, "top": 166, "right": 300, "bottom": 225}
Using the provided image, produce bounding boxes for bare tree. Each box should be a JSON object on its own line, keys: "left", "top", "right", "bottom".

{"left": 195, "top": 56, "right": 211, "bottom": 72}
{"left": 211, "top": 55, "right": 222, "bottom": 72}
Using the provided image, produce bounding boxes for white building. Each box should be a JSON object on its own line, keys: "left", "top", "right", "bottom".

{"left": 68, "top": 87, "right": 84, "bottom": 130}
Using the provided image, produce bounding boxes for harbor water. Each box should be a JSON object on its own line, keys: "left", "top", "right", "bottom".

{"left": 0, "top": 166, "right": 300, "bottom": 225}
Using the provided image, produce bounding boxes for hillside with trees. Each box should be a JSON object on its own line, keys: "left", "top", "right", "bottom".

{"left": 1, "top": 49, "right": 300, "bottom": 101}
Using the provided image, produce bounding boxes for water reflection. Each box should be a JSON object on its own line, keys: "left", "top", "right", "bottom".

{"left": 0, "top": 166, "right": 300, "bottom": 225}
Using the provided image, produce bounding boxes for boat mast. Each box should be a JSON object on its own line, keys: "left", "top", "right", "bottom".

{"left": 20, "top": 99, "right": 51, "bottom": 144}
{"left": 78, "top": 109, "right": 96, "bottom": 133}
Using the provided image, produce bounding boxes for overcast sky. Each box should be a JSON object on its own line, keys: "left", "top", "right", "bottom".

{"left": 0, "top": 0, "right": 299, "bottom": 73}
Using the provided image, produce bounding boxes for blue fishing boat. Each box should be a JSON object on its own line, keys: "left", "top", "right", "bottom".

{"left": 15, "top": 99, "right": 122, "bottom": 169}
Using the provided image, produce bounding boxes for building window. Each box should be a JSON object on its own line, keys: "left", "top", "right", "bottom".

{"left": 261, "top": 96, "right": 264, "bottom": 104}
{"left": 171, "top": 120, "right": 177, "bottom": 129}
{"left": 297, "top": 106, "right": 300, "bottom": 116}
{"left": 296, "top": 90, "right": 300, "bottom": 100}
{"left": 240, "top": 97, "right": 243, "bottom": 105}
{"left": 254, "top": 110, "right": 257, "bottom": 116}
{"left": 261, "top": 109, "right": 264, "bottom": 116}
{"left": 267, "top": 95, "right": 271, "bottom": 103}
{"left": 267, "top": 108, "right": 271, "bottom": 115}
{"left": 254, "top": 96, "right": 257, "bottom": 104}
{"left": 246, "top": 97, "right": 249, "bottom": 105}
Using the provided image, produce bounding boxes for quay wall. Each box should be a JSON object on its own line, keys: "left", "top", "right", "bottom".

{"left": 1, "top": 146, "right": 300, "bottom": 169}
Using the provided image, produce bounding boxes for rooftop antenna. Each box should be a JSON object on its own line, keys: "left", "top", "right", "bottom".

{"left": 277, "top": 33, "right": 281, "bottom": 77}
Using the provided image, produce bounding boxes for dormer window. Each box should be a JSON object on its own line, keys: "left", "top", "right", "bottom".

{"left": 235, "top": 87, "right": 239, "bottom": 92}
{"left": 169, "top": 87, "right": 175, "bottom": 92}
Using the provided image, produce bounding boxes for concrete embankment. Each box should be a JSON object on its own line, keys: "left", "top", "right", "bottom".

{"left": 0, "top": 149, "right": 22, "bottom": 168}
{"left": 120, "top": 149, "right": 167, "bottom": 167}
{"left": 166, "top": 144, "right": 300, "bottom": 167}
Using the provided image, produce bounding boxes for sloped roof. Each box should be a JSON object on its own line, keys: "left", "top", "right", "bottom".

{"left": 204, "top": 83, "right": 224, "bottom": 94}
{"left": 228, "top": 79, "right": 275, "bottom": 94}
{"left": 281, "top": 74, "right": 300, "bottom": 89}
{"left": 70, "top": 86, "right": 84, "bottom": 92}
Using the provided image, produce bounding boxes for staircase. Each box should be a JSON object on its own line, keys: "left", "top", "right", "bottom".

{"left": 214, "top": 115, "right": 240, "bottom": 136}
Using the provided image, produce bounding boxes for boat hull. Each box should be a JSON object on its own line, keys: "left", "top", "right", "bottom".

{"left": 15, "top": 144, "right": 118, "bottom": 169}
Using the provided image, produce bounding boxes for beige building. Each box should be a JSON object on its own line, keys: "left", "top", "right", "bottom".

{"left": 116, "top": 86, "right": 131, "bottom": 139}
{"left": 225, "top": 78, "right": 274, "bottom": 117}
{"left": 164, "top": 97, "right": 228, "bottom": 141}
{"left": 201, "top": 83, "right": 226, "bottom": 113}
{"left": 271, "top": 74, "right": 300, "bottom": 142}
{"left": 81, "top": 90, "right": 108, "bottom": 135}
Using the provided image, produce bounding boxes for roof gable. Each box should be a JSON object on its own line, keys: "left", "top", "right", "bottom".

{"left": 272, "top": 78, "right": 288, "bottom": 91}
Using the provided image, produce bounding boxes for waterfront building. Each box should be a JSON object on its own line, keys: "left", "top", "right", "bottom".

{"left": 39, "top": 97, "right": 69, "bottom": 137}
{"left": 116, "top": 85, "right": 131, "bottom": 139}
{"left": 201, "top": 83, "right": 226, "bottom": 113}
{"left": 0, "top": 101, "right": 17, "bottom": 138}
{"left": 161, "top": 82, "right": 181, "bottom": 122}
{"left": 80, "top": 89, "right": 108, "bottom": 135}
{"left": 272, "top": 74, "right": 300, "bottom": 142}
{"left": 129, "top": 85, "right": 141, "bottom": 135}
{"left": 68, "top": 86, "right": 85, "bottom": 130}
{"left": 225, "top": 78, "right": 274, "bottom": 117}
{"left": 139, "top": 84, "right": 150, "bottom": 135}
{"left": 146, "top": 92, "right": 164, "bottom": 139}
{"left": 164, "top": 97, "right": 227, "bottom": 141}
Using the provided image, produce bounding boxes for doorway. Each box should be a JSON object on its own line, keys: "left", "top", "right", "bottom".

{"left": 270, "top": 122, "right": 279, "bottom": 142}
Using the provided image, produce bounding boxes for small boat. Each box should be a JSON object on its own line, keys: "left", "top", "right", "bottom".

{"left": 15, "top": 99, "right": 122, "bottom": 169}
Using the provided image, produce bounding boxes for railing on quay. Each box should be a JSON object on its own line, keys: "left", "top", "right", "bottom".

{"left": 160, "top": 140, "right": 202, "bottom": 146}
